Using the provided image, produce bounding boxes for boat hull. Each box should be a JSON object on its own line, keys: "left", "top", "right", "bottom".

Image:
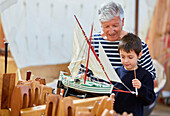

{"left": 57, "top": 73, "right": 113, "bottom": 98}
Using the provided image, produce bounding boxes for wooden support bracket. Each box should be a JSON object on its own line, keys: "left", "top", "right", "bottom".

{"left": 39, "top": 85, "right": 52, "bottom": 105}
{"left": 45, "top": 94, "right": 60, "bottom": 116}
{"left": 11, "top": 84, "right": 32, "bottom": 116}
{"left": 57, "top": 97, "right": 74, "bottom": 116}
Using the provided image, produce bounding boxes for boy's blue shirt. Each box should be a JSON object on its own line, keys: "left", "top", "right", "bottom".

{"left": 114, "top": 65, "right": 156, "bottom": 116}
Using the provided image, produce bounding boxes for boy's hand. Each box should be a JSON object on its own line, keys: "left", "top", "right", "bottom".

{"left": 110, "top": 93, "right": 115, "bottom": 104}
{"left": 132, "top": 79, "right": 141, "bottom": 89}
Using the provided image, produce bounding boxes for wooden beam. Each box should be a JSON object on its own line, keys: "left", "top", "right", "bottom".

{"left": 0, "top": 109, "right": 11, "bottom": 116}
{"left": 73, "top": 96, "right": 108, "bottom": 108}
{"left": 20, "top": 105, "right": 46, "bottom": 116}
{"left": 1, "top": 73, "right": 15, "bottom": 109}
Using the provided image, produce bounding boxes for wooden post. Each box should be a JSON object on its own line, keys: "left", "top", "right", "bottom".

{"left": 1, "top": 73, "right": 16, "bottom": 109}
{"left": 26, "top": 71, "right": 31, "bottom": 81}
{"left": 0, "top": 75, "right": 3, "bottom": 109}
{"left": 135, "top": 0, "right": 139, "bottom": 35}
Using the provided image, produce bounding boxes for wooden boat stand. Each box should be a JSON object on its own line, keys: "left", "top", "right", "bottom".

{"left": 0, "top": 74, "right": 133, "bottom": 116}
{"left": 44, "top": 94, "right": 133, "bottom": 116}
{"left": 0, "top": 74, "right": 52, "bottom": 116}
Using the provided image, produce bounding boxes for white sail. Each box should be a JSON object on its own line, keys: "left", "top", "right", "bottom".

{"left": 68, "top": 23, "right": 86, "bottom": 78}
{"left": 68, "top": 22, "right": 122, "bottom": 83}
{"left": 98, "top": 42, "right": 122, "bottom": 83}
{"left": 68, "top": 23, "right": 103, "bottom": 79}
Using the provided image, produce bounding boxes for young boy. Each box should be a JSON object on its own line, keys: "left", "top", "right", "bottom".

{"left": 113, "top": 33, "right": 156, "bottom": 116}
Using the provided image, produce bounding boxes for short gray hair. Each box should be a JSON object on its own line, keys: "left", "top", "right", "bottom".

{"left": 98, "top": 1, "right": 124, "bottom": 22}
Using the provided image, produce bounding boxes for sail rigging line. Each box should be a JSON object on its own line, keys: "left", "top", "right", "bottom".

{"left": 113, "top": 83, "right": 135, "bottom": 94}
{"left": 113, "top": 84, "right": 132, "bottom": 94}
{"left": 113, "top": 86, "right": 121, "bottom": 90}
{"left": 84, "top": 23, "right": 94, "bottom": 84}
{"left": 113, "top": 89, "right": 132, "bottom": 94}
{"left": 74, "top": 15, "right": 112, "bottom": 84}
{"left": 122, "top": 82, "right": 136, "bottom": 94}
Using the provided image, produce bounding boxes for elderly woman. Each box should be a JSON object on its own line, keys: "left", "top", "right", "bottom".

{"left": 79, "top": 1, "right": 156, "bottom": 80}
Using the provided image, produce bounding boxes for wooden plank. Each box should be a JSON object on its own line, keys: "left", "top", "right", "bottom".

{"left": 20, "top": 105, "right": 45, "bottom": 116}
{"left": 73, "top": 96, "right": 108, "bottom": 108}
{"left": 75, "top": 107, "right": 91, "bottom": 116}
{"left": 0, "top": 109, "right": 11, "bottom": 116}
{"left": 1, "top": 73, "right": 15, "bottom": 109}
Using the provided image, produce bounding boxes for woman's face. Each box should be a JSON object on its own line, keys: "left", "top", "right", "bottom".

{"left": 101, "top": 16, "right": 124, "bottom": 41}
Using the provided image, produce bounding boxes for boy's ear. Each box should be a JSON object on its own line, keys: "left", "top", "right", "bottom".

{"left": 138, "top": 52, "right": 142, "bottom": 59}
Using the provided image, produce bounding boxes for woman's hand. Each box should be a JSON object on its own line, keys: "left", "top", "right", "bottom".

{"left": 77, "top": 73, "right": 89, "bottom": 81}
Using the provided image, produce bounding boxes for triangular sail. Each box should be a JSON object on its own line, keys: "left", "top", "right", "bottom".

{"left": 68, "top": 22, "right": 122, "bottom": 83}
{"left": 68, "top": 23, "right": 104, "bottom": 79}
{"left": 98, "top": 42, "right": 122, "bottom": 83}
{"left": 68, "top": 23, "right": 86, "bottom": 78}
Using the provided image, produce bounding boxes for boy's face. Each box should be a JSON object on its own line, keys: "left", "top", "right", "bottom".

{"left": 119, "top": 50, "right": 141, "bottom": 70}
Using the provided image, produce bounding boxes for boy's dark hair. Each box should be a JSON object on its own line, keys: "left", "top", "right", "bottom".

{"left": 118, "top": 33, "right": 142, "bottom": 56}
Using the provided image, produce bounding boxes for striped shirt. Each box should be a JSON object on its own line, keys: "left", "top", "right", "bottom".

{"left": 90, "top": 33, "right": 156, "bottom": 79}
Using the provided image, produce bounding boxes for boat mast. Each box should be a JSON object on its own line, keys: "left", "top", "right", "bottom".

{"left": 74, "top": 15, "right": 112, "bottom": 84}
{"left": 84, "top": 23, "right": 93, "bottom": 84}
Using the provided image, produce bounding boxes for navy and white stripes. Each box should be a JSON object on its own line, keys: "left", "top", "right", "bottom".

{"left": 91, "top": 33, "right": 156, "bottom": 79}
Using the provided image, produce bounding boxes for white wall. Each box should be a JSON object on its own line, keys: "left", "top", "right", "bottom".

{"left": 0, "top": 0, "right": 156, "bottom": 68}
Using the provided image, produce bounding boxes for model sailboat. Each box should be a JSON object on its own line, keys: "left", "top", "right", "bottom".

{"left": 57, "top": 16, "right": 134, "bottom": 98}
